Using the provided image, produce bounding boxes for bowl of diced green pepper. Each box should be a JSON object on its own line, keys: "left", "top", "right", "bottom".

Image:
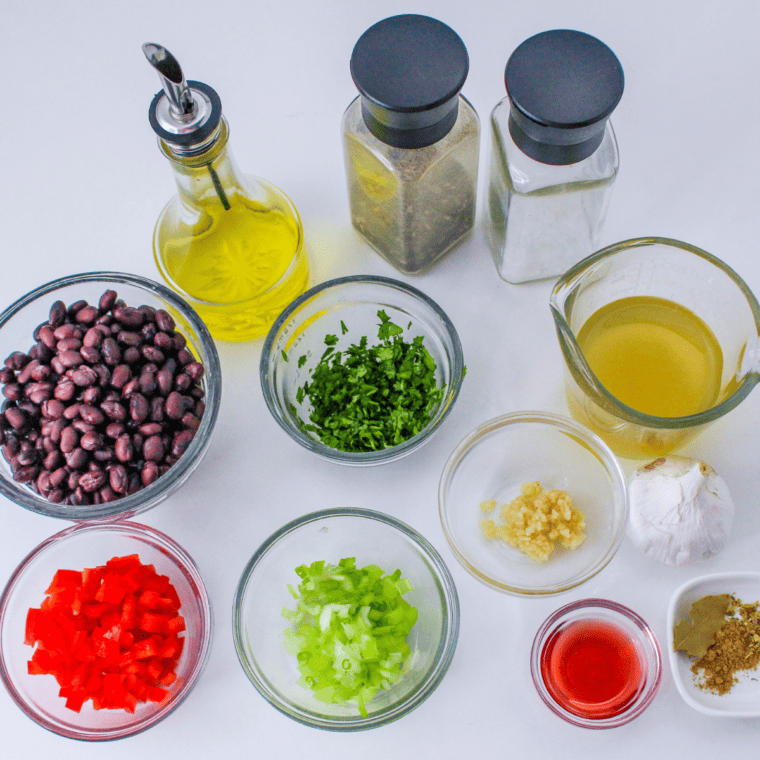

{"left": 260, "top": 275, "right": 465, "bottom": 465}
{"left": 232, "top": 508, "right": 459, "bottom": 730}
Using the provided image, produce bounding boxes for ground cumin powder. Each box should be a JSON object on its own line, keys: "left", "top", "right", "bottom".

{"left": 692, "top": 597, "right": 760, "bottom": 695}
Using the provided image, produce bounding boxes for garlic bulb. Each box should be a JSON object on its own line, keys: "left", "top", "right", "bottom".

{"left": 627, "top": 456, "right": 734, "bottom": 566}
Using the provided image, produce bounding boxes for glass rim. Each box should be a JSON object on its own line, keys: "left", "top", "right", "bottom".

{"left": 438, "top": 411, "right": 629, "bottom": 596}
{"left": 550, "top": 236, "right": 760, "bottom": 429}
{"left": 259, "top": 274, "right": 465, "bottom": 465}
{"left": 529, "top": 598, "right": 662, "bottom": 729}
{"left": 0, "top": 520, "right": 213, "bottom": 741}
{"left": 0, "top": 270, "right": 222, "bottom": 521}
{"left": 232, "top": 506, "right": 460, "bottom": 731}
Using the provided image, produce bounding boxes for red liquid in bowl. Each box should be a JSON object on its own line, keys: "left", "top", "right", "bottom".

{"left": 540, "top": 619, "right": 645, "bottom": 719}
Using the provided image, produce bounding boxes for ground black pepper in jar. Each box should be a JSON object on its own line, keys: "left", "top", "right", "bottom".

{"left": 342, "top": 14, "right": 480, "bottom": 275}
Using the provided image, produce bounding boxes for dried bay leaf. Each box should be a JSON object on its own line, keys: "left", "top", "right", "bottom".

{"left": 673, "top": 594, "right": 733, "bottom": 657}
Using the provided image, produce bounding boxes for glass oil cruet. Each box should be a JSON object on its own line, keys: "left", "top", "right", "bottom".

{"left": 143, "top": 43, "right": 309, "bottom": 341}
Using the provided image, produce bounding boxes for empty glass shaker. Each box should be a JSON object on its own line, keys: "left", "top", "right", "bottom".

{"left": 486, "top": 30, "right": 624, "bottom": 284}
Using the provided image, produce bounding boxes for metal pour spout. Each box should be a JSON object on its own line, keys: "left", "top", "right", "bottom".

{"left": 142, "top": 43, "right": 196, "bottom": 119}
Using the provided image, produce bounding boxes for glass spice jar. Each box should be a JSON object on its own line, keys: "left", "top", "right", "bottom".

{"left": 342, "top": 15, "right": 480, "bottom": 275}
{"left": 485, "top": 30, "right": 624, "bottom": 284}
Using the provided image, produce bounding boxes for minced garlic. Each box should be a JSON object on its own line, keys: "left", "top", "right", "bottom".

{"left": 479, "top": 481, "right": 586, "bottom": 563}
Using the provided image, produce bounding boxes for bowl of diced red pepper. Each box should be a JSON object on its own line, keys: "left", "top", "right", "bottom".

{"left": 0, "top": 521, "right": 212, "bottom": 740}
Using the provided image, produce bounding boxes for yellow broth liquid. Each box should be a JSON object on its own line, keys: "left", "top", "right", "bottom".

{"left": 156, "top": 196, "right": 308, "bottom": 341}
{"left": 576, "top": 296, "right": 723, "bottom": 418}
{"left": 566, "top": 296, "right": 725, "bottom": 458}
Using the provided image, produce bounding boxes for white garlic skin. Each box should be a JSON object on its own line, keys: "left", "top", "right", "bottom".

{"left": 627, "top": 456, "right": 734, "bottom": 567}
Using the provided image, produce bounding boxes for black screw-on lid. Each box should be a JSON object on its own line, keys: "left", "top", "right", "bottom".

{"left": 350, "top": 14, "right": 469, "bottom": 149}
{"left": 505, "top": 30, "right": 624, "bottom": 165}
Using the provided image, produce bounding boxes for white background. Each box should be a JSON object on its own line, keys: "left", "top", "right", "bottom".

{"left": 1, "top": 0, "right": 759, "bottom": 757}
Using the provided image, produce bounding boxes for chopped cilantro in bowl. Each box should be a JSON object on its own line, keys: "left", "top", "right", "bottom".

{"left": 288, "top": 310, "right": 446, "bottom": 453}
{"left": 260, "top": 275, "right": 465, "bottom": 465}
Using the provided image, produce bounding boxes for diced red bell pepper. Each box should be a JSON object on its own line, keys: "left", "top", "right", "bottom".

{"left": 28, "top": 654, "right": 53, "bottom": 676}
{"left": 139, "top": 611, "right": 168, "bottom": 634}
{"left": 103, "top": 672, "right": 124, "bottom": 703}
{"left": 73, "top": 637, "right": 96, "bottom": 663}
{"left": 105, "top": 554, "right": 141, "bottom": 574}
{"left": 123, "top": 661, "right": 145, "bottom": 676}
{"left": 81, "top": 566, "right": 104, "bottom": 596}
{"left": 69, "top": 662, "right": 90, "bottom": 690}
{"left": 63, "top": 689, "right": 86, "bottom": 713}
{"left": 82, "top": 601, "right": 110, "bottom": 619}
{"left": 25, "top": 608, "right": 41, "bottom": 646}
{"left": 120, "top": 594, "right": 137, "bottom": 629}
{"left": 100, "top": 611, "right": 121, "bottom": 632}
{"left": 71, "top": 588, "right": 84, "bottom": 616}
{"left": 161, "top": 635, "right": 184, "bottom": 659}
{"left": 24, "top": 554, "right": 187, "bottom": 713}
{"left": 119, "top": 630, "right": 135, "bottom": 649}
{"left": 94, "top": 635, "right": 120, "bottom": 663}
{"left": 132, "top": 636, "right": 161, "bottom": 660}
{"left": 146, "top": 657, "right": 164, "bottom": 682}
{"left": 143, "top": 574, "right": 170, "bottom": 594}
{"left": 155, "top": 596, "right": 179, "bottom": 614}
{"left": 147, "top": 685, "right": 171, "bottom": 704}
{"left": 123, "top": 691, "right": 138, "bottom": 713}
{"left": 127, "top": 672, "right": 150, "bottom": 701}
{"left": 137, "top": 589, "right": 161, "bottom": 610}
{"left": 166, "top": 616, "right": 186, "bottom": 634}
{"left": 84, "top": 672, "right": 103, "bottom": 693}
{"left": 96, "top": 572, "right": 129, "bottom": 606}
{"left": 45, "top": 569, "right": 83, "bottom": 595}
{"left": 163, "top": 583, "right": 181, "bottom": 609}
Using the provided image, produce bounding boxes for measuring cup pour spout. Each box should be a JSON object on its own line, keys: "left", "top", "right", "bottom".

{"left": 549, "top": 237, "right": 760, "bottom": 459}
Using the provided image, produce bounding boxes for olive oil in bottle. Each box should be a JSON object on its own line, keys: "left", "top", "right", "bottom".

{"left": 145, "top": 44, "right": 308, "bottom": 341}
{"left": 575, "top": 296, "right": 723, "bottom": 418}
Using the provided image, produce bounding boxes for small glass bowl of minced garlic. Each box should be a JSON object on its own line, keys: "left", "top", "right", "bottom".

{"left": 438, "top": 411, "right": 628, "bottom": 596}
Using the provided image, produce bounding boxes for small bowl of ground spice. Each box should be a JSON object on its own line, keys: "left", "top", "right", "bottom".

{"left": 438, "top": 412, "right": 628, "bottom": 595}
{"left": 668, "top": 571, "right": 760, "bottom": 717}
{"left": 260, "top": 275, "right": 464, "bottom": 465}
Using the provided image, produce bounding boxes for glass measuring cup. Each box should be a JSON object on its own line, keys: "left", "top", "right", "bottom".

{"left": 550, "top": 238, "right": 760, "bottom": 458}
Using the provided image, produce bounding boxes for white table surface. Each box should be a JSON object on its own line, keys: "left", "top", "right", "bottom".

{"left": 2, "top": 1, "right": 759, "bottom": 757}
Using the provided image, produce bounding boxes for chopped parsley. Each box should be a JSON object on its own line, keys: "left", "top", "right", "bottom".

{"left": 292, "top": 310, "right": 445, "bottom": 452}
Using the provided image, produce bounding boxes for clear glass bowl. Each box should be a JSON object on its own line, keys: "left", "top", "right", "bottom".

{"left": 233, "top": 508, "right": 460, "bottom": 730}
{"left": 260, "top": 275, "right": 464, "bottom": 465}
{"left": 530, "top": 599, "right": 662, "bottom": 728}
{"left": 0, "top": 521, "right": 212, "bottom": 740}
{"left": 0, "top": 272, "right": 221, "bottom": 521}
{"left": 439, "top": 411, "right": 628, "bottom": 595}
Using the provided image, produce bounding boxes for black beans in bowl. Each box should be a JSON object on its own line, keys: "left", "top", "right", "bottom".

{"left": 0, "top": 273, "right": 220, "bottom": 521}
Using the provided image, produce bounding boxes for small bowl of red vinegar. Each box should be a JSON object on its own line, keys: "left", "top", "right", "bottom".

{"left": 530, "top": 599, "right": 661, "bottom": 729}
